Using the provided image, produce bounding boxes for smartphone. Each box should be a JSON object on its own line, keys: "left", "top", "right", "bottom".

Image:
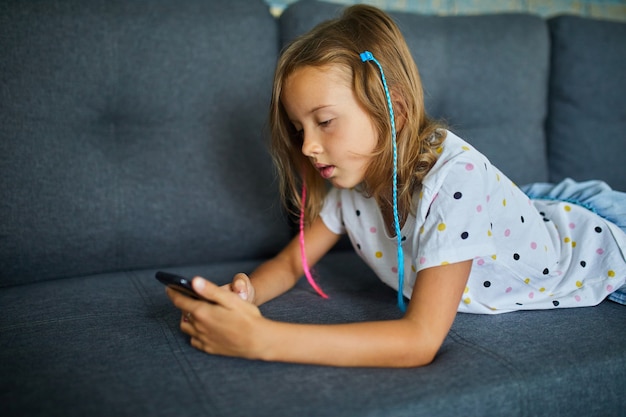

{"left": 155, "top": 271, "right": 208, "bottom": 301}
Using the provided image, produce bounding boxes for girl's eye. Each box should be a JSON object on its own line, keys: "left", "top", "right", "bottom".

{"left": 319, "top": 119, "right": 333, "bottom": 127}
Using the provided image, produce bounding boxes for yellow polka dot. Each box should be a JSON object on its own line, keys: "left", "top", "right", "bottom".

{"left": 524, "top": 278, "right": 530, "bottom": 284}
{"left": 464, "top": 287, "right": 470, "bottom": 294}
{"left": 491, "top": 254, "right": 497, "bottom": 260}
{"left": 564, "top": 205, "right": 571, "bottom": 212}
{"left": 441, "top": 261, "right": 449, "bottom": 266}
{"left": 419, "top": 191, "right": 424, "bottom": 200}
{"left": 564, "top": 237, "right": 570, "bottom": 243}
{"left": 539, "top": 287, "right": 546, "bottom": 292}
{"left": 502, "top": 199, "right": 507, "bottom": 206}
{"left": 496, "top": 173, "right": 501, "bottom": 182}
{"left": 571, "top": 241, "right": 576, "bottom": 248}
{"left": 489, "top": 307, "right": 498, "bottom": 311}
{"left": 420, "top": 226, "right": 425, "bottom": 235}
{"left": 375, "top": 251, "right": 383, "bottom": 258}
{"left": 576, "top": 281, "right": 583, "bottom": 288}
{"left": 487, "top": 230, "right": 492, "bottom": 237}
{"left": 411, "top": 265, "right": 416, "bottom": 273}
{"left": 463, "top": 297, "right": 471, "bottom": 304}
{"left": 608, "top": 270, "right": 615, "bottom": 278}
{"left": 462, "top": 146, "right": 470, "bottom": 151}
{"left": 437, "top": 223, "right": 446, "bottom": 231}
{"left": 436, "top": 146, "right": 443, "bottom": 154}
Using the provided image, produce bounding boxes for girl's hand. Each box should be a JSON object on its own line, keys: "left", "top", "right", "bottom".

{"left": 221, "top": 273, "right": 256, "bottom": 304}
{"left": 166, "top": 277, "right": 267, "bottom": 360}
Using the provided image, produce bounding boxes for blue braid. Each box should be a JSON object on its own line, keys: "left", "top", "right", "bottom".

{"left": 360, "top": 51, "right": 406, "bottom": 312}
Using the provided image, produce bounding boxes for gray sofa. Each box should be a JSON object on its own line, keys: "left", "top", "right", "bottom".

{"left": 1, "top": 0, "right": 625, "bottom": 416}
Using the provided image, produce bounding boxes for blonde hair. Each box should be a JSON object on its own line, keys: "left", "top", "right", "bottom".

{"left": 270, "top": 4, "right": 446, "bottom": 224}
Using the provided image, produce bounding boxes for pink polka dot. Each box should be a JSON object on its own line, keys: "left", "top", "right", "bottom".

{"left": 504, "top": 229, "right": 511, "bottom": 237}
{"left": 575, "top": 295, "right": 581, "bottom": 302}
{"left": 337, "top": 202, "right": 342, "bottom": 208}
{"left": 528, "top": 292, "right": 534, "bottom": 299}
{"left": 568, "top": 222, "right": 575, "bottom": 229}
{"left": 486, "top": 195, "right": 491, "bottom": 203}
{"left": 596, "top": 248, "right": 605, "bottom": 255}
{"left": 419, "top": 257, "right": 426, "bottom": 265}
{"left": 530, "top": 242, "right": 537, "bottom": 250}
{"left": 370, "top": 227, "right": 377, "bottom": 233}
{"left": 477, "top": 258, "right": 485, "bottom": 266}
{"left": 607, "top": 285, "right": 614, "bottom": 292}
{"left": 391, "top": 267, "right": 398, "bottom": 273}
{"left": 465, "top": 163, "right": 474, "bottom": 171}
{"left": 505, "top": 287, "right": 512, "bottom": 293}
{"left": 476, "top": 205, "right": 482, "bottom": 212}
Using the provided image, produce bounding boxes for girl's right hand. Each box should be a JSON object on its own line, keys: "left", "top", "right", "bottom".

{"left": 224, "top": 273, "right": 256, "bottom": 304}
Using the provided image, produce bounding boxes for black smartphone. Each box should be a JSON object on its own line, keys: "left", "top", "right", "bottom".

{"left": 155, "top": 271, "right": 207, "bottom": 301}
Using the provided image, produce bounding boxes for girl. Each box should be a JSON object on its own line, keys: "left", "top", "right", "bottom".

{"left": 167, "top": 5, "right": 626, "bottom": 368}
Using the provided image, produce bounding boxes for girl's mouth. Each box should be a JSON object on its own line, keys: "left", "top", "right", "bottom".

{"left": 315, "top": 164, "right": 335, "bottom": 179}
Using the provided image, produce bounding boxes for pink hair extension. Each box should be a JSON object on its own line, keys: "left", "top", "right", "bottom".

{"left": 299, "top": 182, "right": 329, "bottom": 299}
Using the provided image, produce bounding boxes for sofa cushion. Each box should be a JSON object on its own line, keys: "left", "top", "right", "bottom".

{"left": 280, "top": 0, "right": 551, "bottom": 186}
{"left": 2, "top": 253, "right": 624, "bottom": 417}
{"left": 547, "top": 16, "right": 626, "bottom": 191}
{"left": 0, "top": 0, "right": 290, "bottom": 286}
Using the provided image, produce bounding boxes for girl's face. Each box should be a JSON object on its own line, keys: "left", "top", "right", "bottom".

{"left": 281, "top": 64, "right": 378, "bottom": 189}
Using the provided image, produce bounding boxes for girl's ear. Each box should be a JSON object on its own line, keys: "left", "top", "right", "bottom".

{"left": 390, "top": 90, "right": 407, "bottom": 131}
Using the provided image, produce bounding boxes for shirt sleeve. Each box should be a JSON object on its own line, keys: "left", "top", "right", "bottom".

{"left": 415, "top": 159, "right": 497, "bottom": 271}
{"left": 319, "top": 187, "right": 345, "bottom": 235}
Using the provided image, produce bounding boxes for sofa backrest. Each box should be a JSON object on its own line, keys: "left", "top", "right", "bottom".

{"left": 547, "top": 16, "right": 626, "bottom": 191}
{"left": 0, "top": 0, "right": 291, "bottom": 286}
{"left": 280, "top": 0, "right": 551, "bottom": 187}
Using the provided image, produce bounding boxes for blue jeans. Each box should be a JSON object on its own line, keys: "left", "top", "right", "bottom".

{"left": 521, "top": 178, "right": 626, "bottom": 305}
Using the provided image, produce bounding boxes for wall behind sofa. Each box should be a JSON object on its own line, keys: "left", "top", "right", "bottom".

{"left": 266, "top": 0, "right": 626, "bottom": 21}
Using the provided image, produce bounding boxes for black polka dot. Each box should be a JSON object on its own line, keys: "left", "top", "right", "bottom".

{"left": 594, "top": 226, "right": 602, "bottom": 233}
{"left": 580, "top": 260, "right": 586, "bottom": 267}
{"left": 483, "top": 281, "right": 491, "bottom": 288}
{"left": 552, "top": 300, "right": 560, "bottom": 307}
{"left": 515, "top": 302, "right": 523, "bottom": 306}
{"left": 521, "top": 216, "right": 525, "bottom": 223}
{"left": 454, "top": 192, "right": 462, "bottom": 199}
{"left": 401, "top": 236, "right": 407, "bottom": 242}
{"left": 357, "top": 244, "right": 361, "bottom": 250}
{"left": 543, "top": 217, "right": 550, "bottom": 222}
{"left": 356, "top": 210, "right": 361, "bottom": 216}
{"left": 540, "top": 211, "right": 545, "bottom": 216}
{"left": 513, "top": 253, "right": 520, "bottom": 261}
{"left": 461, "top": 231, "right": 469, "bottom": 239}
{"left": 543, "top": 268, "right": 549, "bottom": 275}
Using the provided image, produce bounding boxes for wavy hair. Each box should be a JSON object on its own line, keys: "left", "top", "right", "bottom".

{"left": 269, "top": 5, "right": 446, "bottom": 225}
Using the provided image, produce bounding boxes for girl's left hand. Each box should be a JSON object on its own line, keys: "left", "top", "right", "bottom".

{"left": 166, "top": 277, "right": 267, "bottom": 359}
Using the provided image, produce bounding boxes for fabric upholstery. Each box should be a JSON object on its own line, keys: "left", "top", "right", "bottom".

{"left": 0, "top": 0, "right": 290, "bottom": 286}
{"left": 547, "top": 15, "right": 626, "bottom": 191}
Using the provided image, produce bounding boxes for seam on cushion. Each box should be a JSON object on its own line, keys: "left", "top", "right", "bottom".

{"left": 448, "top": 329, "right": 530, "bottom": 417}
{"left": 130, "top": 270, "right": 218, "bottom": 414}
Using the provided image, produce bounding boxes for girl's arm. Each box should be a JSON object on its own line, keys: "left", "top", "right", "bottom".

{"left": 233, "top": 216, "right": 341, "bottom": 306}
{"left": 168, "top": 253, "right": 471, "bottom": 368}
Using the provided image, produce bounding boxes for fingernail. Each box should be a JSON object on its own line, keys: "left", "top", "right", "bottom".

{"left": 193, "top": 277, "right": 205, "bottom": 291}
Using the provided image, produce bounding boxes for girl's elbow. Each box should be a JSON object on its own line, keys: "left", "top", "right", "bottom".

{"left": 395, "top": 339, "right": 441, "bottom": 368}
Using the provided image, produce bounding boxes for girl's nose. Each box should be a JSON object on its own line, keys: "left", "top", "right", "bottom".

{"left": 301, "top": 130, "right": 322, "bottom": 157}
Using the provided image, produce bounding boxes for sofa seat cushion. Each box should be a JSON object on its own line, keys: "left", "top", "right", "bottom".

{"left": 2, "top": 251, "right": 624, "bottom": 417}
